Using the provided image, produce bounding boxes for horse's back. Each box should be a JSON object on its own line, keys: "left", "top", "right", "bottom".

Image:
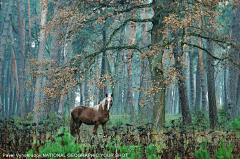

{"left": 71, "top": 105, "right": 94, "bottom": 117}
{"left": 71, "top": 105, "right": 85, "bottom": 116}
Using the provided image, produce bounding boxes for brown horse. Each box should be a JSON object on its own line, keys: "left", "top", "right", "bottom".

{"left": 70, "top": 93, "right": 113, "bottom": 138}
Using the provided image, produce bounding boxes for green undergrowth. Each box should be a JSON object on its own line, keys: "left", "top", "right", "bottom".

{"left": 25, "top": 128, "right": 159, "bottom": 159}
{"left": 3, "top": 113, "right": 240, "bottom": 159}
{"left": 230, "top": 115, "right": 240, "bottom": 135}
{"left": 195, "top": 140, "right": 236, "bottom": 159}
{"left": 25, "top": 128, "right": 239, "bottom": 159}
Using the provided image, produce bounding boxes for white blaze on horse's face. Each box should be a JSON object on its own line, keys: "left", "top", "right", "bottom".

{"left": 107, "top": 97, "right": 112, "bottom": 111}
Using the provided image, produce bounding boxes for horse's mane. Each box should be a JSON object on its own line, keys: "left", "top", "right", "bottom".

{"left": 93, "top": 98, "right": 106, "bottom": 112}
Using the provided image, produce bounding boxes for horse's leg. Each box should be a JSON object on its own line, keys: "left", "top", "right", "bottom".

{"left": 102, "top": 122, "right": 107, "bottom": 136}
{"left": 76, "top": 121, "right": 82, "bottom": 141}
{"left": 93, "top": 123, "right": 99, "bottom": 135}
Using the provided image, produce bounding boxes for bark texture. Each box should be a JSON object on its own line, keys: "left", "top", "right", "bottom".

{"left": 17, "top": 0, "right": 26, "bottom": 117}
{"left": 0, "top": 0, "right": 14, "bottom": 107}
{"left": 33, "top": 0, "right": 48, "bottom": 125}
{"left": 228, "top": 3, "right": 240, "bottom": 120}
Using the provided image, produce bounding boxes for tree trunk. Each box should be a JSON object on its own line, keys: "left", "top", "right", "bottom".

{"left": 189, "top": 48, "right": 195, "bottom": 112}
{"left": 79, "top": 82, "right": 83, "bottom": 105}
{"left": 44, "top": 0, "right": 61, "bottom": 118}
{"left": 148, "top": 0, "right": 171, "bottom": 128}
{"left": 17, "top": 0, "right": 26, "bottom": 118}
{"left": 236, "top": 76, "right": 240, "bottom": 116}
{"left": 138, "top": 0, "right": 149, "bottom": 117}
{"left": 70, "top": 89, "right": 75, "bottom": 109}
{"left": 123, "top": 27, "right": 128, "bottom": 116}
{"left": 127, "top": 8, "right": 137, "bottom": 122}
{"left": 4, "top": 61, "right": 9, "bottom": 116}
{"left": 172, "top": 33, "right": 192, "bottom": 126}
{"left": 10, "top": 41, "right": 19, "bottom": 116}
{"left": 27, "top": 0, "right": 34, "bottom": 112}
{"left": 206, "top": 11, "right": 219, "bottom": 128}
{"left": 206, "top": 40, "right": 219, "bottom": 129}
{"left": 10, "top": 50, "right": 14, "bottom": 117}
{"left": 1, "top": 61, "right": 5, "bottom": 117}
{"left": 228, "top": 3, "right": 240, "bottom": 120}
{"left": 57, "top": 27, "right": 72, "bottom": 120}
{"left": 198, "top": 28, "right": 206, "bottom": 113}
{"left": 33, "top": 0, "right": 48, "bottom": 125}
{"left": 0, "top": 0, "right": 6, "bottom": 37}
{"left": 99, "top": 28, "right": 107, "bottom": 102}
{"left": 195, "top": 57, "right": 201, "bottom": 110}
{"left": 84, "top": 62, "right": 89, "bottom": 106}
{"left": 0, "top": 0, "right": 14, "bottom": 108}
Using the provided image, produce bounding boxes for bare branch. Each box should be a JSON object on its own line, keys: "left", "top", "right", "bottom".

{"left": 182, "top": 42, "right": 240, "bottom": 68}
{"left": 75, "top": 45, "right": 142, "bottom": 66}
{"left": 105, "top": 18, "right": 153, "bottom": 48}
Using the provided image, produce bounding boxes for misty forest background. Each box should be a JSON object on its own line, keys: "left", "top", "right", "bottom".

{"left": 0, "top": 0, "right": 240, "bottom": 129}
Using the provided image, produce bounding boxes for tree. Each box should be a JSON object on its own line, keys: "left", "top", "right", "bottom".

{"left": 33, "top": 0, "right": 48, "bottom": 125}
{"left": 0, "top": 0, "right": 14, "bottom": 112}
{"left": 17, "top": 0, "right": 26, "bottom": 117}
{"left": 206, "top": 37, "right": 219, "bottom": 129}
{"left": 204, "top": 4, "right": 219, "bottom": 129}
{"left": 127, "top": 7, "right": 137, "bottom": 123}
{"left": 172, "top": 29, "right": 192, "bottom": 126}
{"left": 99, "top": 27, "right": 107, "bottom": 102}
{"left": 228, "top": 2, "right": 240, "bottom": 120}
{"left": 148, "top": 0, "right": 169, "bottom": 128}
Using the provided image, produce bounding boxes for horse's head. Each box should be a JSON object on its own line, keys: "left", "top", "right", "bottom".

{"left": 105, "top": 93, "right": 113, "bottom": 111}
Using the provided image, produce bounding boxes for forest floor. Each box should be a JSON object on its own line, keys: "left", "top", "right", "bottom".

{"left": 0, "top": 113, "right": 240, "bottom": 158}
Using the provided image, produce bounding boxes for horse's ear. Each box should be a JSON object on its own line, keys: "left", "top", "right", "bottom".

{"left": 111, "top": 93, "right": 113, "bottom": 98}
{"left": 106, "top": 93, "right": 108, "bottom": 98}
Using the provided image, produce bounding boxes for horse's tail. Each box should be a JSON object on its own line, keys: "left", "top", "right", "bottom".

{"left": 70, "top": 111, "right": 75, "bottom": 136}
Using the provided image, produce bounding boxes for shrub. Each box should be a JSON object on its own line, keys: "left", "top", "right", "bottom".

{"left": 230, "top": 115, "right": 240, "bottom": 133}
{"left": 26, "top": 127, "right": 82, "bottom": 159}
{"left": 215, "top": 140, "right": 233, "bottom": 159}
{"left": 194, "top": 140, "right": 212, "bottom": 159}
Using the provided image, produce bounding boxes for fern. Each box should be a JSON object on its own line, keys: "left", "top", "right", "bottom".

{"left": 215, "top": 140, "right": 233, "bottom": 159}
{"left": 194, "top": 140, "right": 212, "bottom": 159}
